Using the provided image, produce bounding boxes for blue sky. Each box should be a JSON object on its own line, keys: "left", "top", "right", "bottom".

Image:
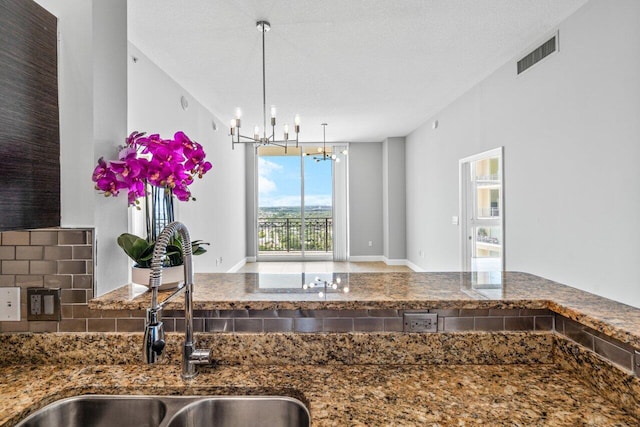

{"left": 259, "top": 155, "right": 332, "bottom": 207}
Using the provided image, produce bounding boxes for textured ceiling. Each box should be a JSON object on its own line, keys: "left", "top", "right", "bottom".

{"left": 128, "top": 0, "right": 588, "bottom": 143}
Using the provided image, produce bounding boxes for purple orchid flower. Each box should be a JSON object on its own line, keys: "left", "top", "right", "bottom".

{"left": 92, "top": 130, "right": 211, "bottom": 206}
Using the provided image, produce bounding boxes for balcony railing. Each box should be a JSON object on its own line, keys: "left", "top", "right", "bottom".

{"left": 258, "top": 217, "right": 333, "bottom": 253}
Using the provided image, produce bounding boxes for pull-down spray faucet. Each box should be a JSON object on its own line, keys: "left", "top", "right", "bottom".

{"left": 143, "top": 221, "right": 211, "bottom": 379}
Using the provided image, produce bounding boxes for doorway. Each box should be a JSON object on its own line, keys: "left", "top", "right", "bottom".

{"left": 257, "top": 146, "right": 334, "bottom": 260}
{"left": 459, "top": 147, "right": 504, "bottom": 275}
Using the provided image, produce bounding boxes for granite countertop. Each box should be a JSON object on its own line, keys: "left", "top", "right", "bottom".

{"left": 1, "top": 363, "right": 637, "bottom": 426}
{"left": 91, "top": 271, "right": 640, "bottom": 349}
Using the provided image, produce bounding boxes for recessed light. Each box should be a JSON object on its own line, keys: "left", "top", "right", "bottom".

{"left": 180, "top": 96, "right": 189, "bottom": 111}
{"left": 432, "top": 120, "right": 439, "bottom": 130}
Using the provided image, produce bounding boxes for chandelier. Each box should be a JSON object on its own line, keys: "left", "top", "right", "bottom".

{"left": 229, "top": 21, "right": 300, "bottom": 151}
{"left": 304, "top": 123, "right": 348, "bottom": 162}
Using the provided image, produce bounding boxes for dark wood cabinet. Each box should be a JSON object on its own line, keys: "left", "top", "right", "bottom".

{"left": 0, "top": 0, "right": 60, "bottom": 231}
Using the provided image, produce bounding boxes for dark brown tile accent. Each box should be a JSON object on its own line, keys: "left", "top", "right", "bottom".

{"left": 15, "top": 275, "right": 43, "bottom": 287}
{"left": 16, "top": 246, "right": 43, "bottom": 260}
{"left": 460, "top": 309, "right": 489, "bottom": 317}
{"left": 593, "top": 336, "right": 634, "bottom": 371}
{"left": 88, "top": 318, "right": 116, "bottom": 332}
{"left": 293, "top": 318, "right": 323, "bottom": 333}
{"left": 57, "top": 260, "right": 87, "bottom": 274}
{"left": 162, "top": 310, "right": 183, "bottom": 318}
{"left": 489, "top": 309, "right": 521, "bottom": 316}
{"left": 354, "top": 317, "right": 385, "bottom": 332}
{"left": 116, "top": 318, "right": 145, "bottom": 332}
{"left": 635, "top": 351, "right": 640, "bottom": 377}
{"left": 2, "top": 261, "right": 29, "bottom": 275}
{"left": 505, "top": 317, "right": 534, "bottom": 331}
{"left": 72, "top": 304, "right": 101, "bottom": 318}
{"left": 29, "top": 321, "right": 58, "bottom": 333}
{"left": 72, "top": 246, "right": 92, "bottom": 260}
{"left": 72, "top": 275, "right": 93, "bottom": 289}
{"left": 106, "top": 309, "right": 136, "bottom": 318}
{"left": 0, "top": 274, "right": 16, "bottom": 286}
{"left": 62, "top": 289, "right": 88, "bottom": 304}
{"left": 555, "top": 314, "right": 565, "bottom": 334}
{"left": 0, "top": 320, "right": 29, "bottom": 332}
{"left": 248, "top": 310, "right": 277, "bottom": 318}
{"left": 219, "top": 309, "right": 248, "bottom": 318}
{"left": 443, "top": 317, "right": 474, "bottom": 332}
{"left": 45, "top": 275, "right": 72, "bottom": 288}
{"left": 564, "top": 319, "right": 594, "bottom": 350}
{"left": 368, "top": 309, "right": 399, "bottom": 317}
{"left": 430, "top": 309, "right": 459, "bottom": 317}
{"left": 58, "top": 231, "right": 86, "bottom": 245}
{"left": 61, "top": 305, "right": 73, "bottom": 319}
{"left": 162, "top": 319, "right": 176, "bottom": 332}
{"left": 340, "top": 310, "right": 369, "bottom": 318}
{"left": 44, "top": 246, "right": 72, "bottom": 260}
{"left": 534, "top": 316, "right": 554, "bottom": 331}
{"left": 29, "top": 260, "right": 57, "bottom": 274}
{"left": 234, "top": 318, "right": 263, "bottom": 333}
{"left": 264, "top": 318, "right": 293, "bottom": 332}
{"left": 520, "top": 309, "right": 552, "bottom": 316}
{"left": 0, "top": 275, "right": 16, "bottom": 286}
{"left": 0, "top": 247, "right": 15, "bottom": 260}
{"left": 193, "top": 310, "right": 218, "bottom": 318}
{"left": 130, "top": 309, "right": 146, "bottom": 318}
{"left": 277, "top": 309, "right": 303, "bottom": 318}
{"left": 3, "top": 231, "right": 30, "bottom": 245}
{"left": 474, "top": 317, "right": 504, "bottom": 331}
{"left": 175, "top": 318, "right": 204, "bottom": 332}
{"left": 205, "top": 318, "right": 232, "bottom": 332}
{"left": 323, "top": 318, "right": 354, "bottom": 332}
{"left": 58, "top": 319, "right": 87, "bottom": 332}
{"left": 384, "top": 317, "right": 403, "bottom": 332}
{"left": 30, "top": 231, "right": 57, "bottom": 245}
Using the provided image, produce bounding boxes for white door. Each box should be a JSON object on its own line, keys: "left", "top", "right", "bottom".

{"left": 460, "top": 147, "right": 504, "bottom": 277}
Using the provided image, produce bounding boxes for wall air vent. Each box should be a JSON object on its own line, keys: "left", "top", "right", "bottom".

{"left": 517, "top": 34, "right": 558, "bottom": 75}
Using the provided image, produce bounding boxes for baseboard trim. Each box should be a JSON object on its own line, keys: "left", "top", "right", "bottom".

{"left": 405, "top": 260, "right": 425, "bottom": 272}
{"left": 382, "top": 257, "right": 408, "bottom": 266}
{"left": 227, "top": 257, "right": 248, "bottom": 272}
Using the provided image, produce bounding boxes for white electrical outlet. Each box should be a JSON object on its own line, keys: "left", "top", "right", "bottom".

{"left": 0, "top": 287, "right": 21, "bottom": 321}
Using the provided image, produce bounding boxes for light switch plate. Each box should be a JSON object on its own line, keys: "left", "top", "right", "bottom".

{"left": 0, "top": 287, "right": 21, "bottom": 321}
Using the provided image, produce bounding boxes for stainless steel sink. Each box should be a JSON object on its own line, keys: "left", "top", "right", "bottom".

{"left": 166, "top": 397, "right": 310, "bottom": 427}
{"left": 16, "top": 396, "right": 167, "bottom": 427}
{"left": 16, "top": 395, "right": 310, "bottom": 427}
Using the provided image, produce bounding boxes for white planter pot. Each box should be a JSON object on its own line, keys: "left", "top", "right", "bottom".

{"left": 132, "top": 265, "right": 184, "bottom": 290}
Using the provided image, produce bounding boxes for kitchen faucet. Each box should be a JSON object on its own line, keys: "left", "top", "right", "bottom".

{"left": 143, "top": 221, "right": 211, "bottom": 379}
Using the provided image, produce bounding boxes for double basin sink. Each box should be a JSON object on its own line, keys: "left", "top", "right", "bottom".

{"left": 16, "top": 395, "right": 310, "bottom": 427}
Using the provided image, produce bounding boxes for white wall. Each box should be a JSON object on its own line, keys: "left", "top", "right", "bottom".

{"left": 128, "top": 44, "right": 246, "bottom": 273}
{"left": 34, "top": 0, "right": 129, "bottom": 295}
{"left": 349, "top": 142, "right": 384, "bottom": 257}
{"left": 406, "top": 0, "right": 640, "bottom": 307}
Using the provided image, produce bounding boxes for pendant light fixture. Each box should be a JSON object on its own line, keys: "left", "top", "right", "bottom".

{"left": 229, "top": 21, "right": 300, "bottom": 151}
{"left": 304, "top": 123, "right": 348, "bottom": 162}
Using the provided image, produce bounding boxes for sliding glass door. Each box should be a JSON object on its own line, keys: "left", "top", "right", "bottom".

{"left": 257, "top": 146, "right": 333, "bottom": 260}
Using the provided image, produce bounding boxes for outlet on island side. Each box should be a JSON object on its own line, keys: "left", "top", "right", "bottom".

{"left": 403, "top": 312, "right": 438, "bottom": 333}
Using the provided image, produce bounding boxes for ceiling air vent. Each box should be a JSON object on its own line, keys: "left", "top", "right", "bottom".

{"left": 517, "top": 34, "right": 557, "bottom": 75}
